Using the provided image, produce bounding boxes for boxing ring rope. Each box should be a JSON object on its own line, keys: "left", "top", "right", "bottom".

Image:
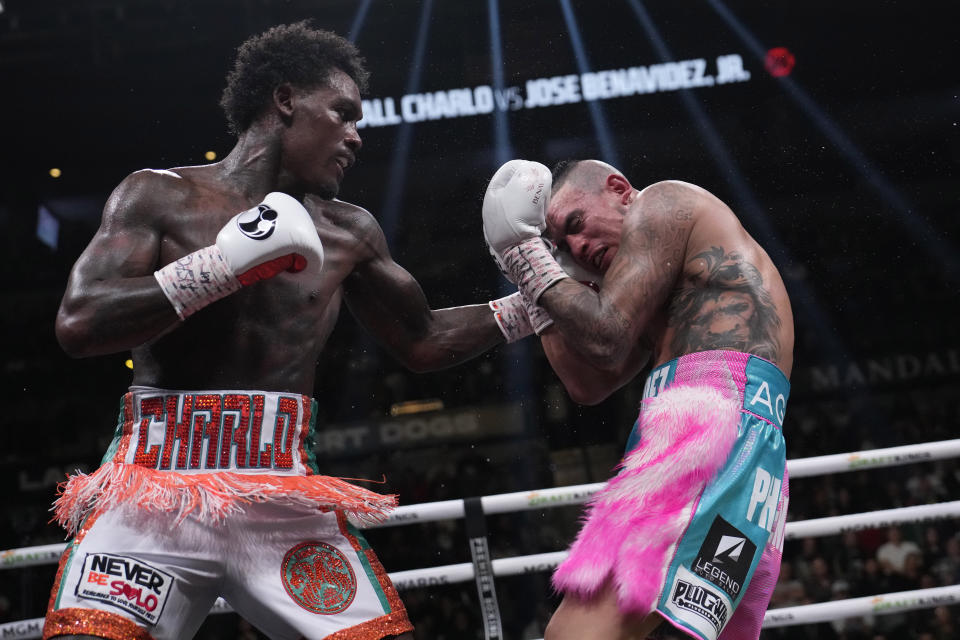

{"left": 370, "top": 437, "right": 960, "bottom": 528}
{"left": 2, "top": 439, "right": 959, "bottom": 638}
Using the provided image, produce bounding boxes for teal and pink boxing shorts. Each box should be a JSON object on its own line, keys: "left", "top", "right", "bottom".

{"left": 553, "top": 350, "right": 789, "bottom": 640}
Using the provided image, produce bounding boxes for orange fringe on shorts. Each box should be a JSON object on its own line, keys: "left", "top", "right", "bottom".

{"left": 53, "top": 462, "right": 397, "bottom": 536}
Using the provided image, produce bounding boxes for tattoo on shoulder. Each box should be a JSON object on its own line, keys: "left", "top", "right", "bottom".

{"left": 667, "top": 246, "right": 781, "bottom": 361}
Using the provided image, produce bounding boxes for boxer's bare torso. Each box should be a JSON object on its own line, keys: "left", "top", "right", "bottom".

{"left": 638, "top": 181, "right": 793, "bottom": 376}
{"left": 116, "top": 166, "right": 403, "bottom": 394}
{"left": 58, "top": 174, "right": 500, "bottom": 402}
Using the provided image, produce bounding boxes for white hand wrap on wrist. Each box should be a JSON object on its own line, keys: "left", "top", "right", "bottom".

{"left": 501, "top": 237, "right": 569, "bottom": 302}
{"left": 521, "top": 292, "right": 554, "bottom": 335}
{"left": 489, "top": 292, "right": 532, "bottom": 343}
{"left": 154, "top": 245, "right": 241, "bottom": 320}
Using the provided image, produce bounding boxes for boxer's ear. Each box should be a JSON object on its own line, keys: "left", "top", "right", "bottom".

{"left": 273, "top": 84, "right": 295, "bottom": 123}
{"left": 606, "top": 174, "right": 632, "bottom": 204}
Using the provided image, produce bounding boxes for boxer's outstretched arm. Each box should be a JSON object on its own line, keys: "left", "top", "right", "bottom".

{"left": 540, "top": 181, "right": 694, "bottom": 370}
{"left": 56, "top": 172, "right": 181, "bottom": 357}
{"left": 343, "top": 217, "right": 504, "bottom": 372}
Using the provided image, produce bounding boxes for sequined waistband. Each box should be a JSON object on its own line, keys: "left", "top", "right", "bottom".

{"left": 105, "top": 387, "right": 319, "bottom": 476}
{"left": 641, "top": 350, "right": 790, "bottom": 429}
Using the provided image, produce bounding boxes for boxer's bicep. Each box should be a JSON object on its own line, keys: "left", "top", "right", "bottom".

{"left": 339, "top": 213, "right": 448, "bottom": 357}
{"left": 62, "top": 179, "right": 164, "bottom": 308}
{"left": 57, "top": 175, "right": 176, "bottom": 356}
{"left": 69, "top": 225, "right": 161, "bottom": 288}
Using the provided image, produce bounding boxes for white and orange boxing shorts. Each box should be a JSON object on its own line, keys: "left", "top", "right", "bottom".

{"left": 43, "top": 387, "right": 412, "bottom": 640}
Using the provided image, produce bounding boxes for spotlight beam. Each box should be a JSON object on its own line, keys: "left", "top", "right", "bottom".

{"left": 488, "top": 0, "right": 513, "bottom": 165}
{"left": 377, "top": 0, "right": 435, "bottom": 244}
{"left": 557, "top": 0, "right": 622, "bottom": 168}
{"left": 626, "top": 0, "right": 847, "bottom": 362}
{"left": 487, "top": 0, "right": 534, "bottom": 404}
{"left": 347, "top": 0, "right": 374, "bottom": 43}
{"left": 705, "top": 0, "right": 959, "bottom": 282}
{"left": 336, "top": 0, "right": 435, "bottom": 421}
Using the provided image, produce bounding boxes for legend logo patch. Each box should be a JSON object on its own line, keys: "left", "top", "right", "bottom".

{"left": 75, "top": 553, "right": 174, "bottom": 625}
{"left": 692, "top": 516, "right": 757, "bottom": 599}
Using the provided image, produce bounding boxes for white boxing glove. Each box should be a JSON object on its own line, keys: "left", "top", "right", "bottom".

{"left": 482, "top": 160, "right": 551, "bottom": 259}
{"left": 155, "top": 192, "right": 324, "bottom": 319}
{"left": 482, "top": 160, "right": 568, "bottom": 302}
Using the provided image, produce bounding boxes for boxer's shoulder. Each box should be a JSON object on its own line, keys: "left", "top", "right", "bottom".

{"left": 119, "top": 166, "right": 200, "bottom": 196}
{"left": 97, "top": 169, "right": 188, "bottom": 233}
{"left": 113, "top": 166, "right": 258, "bottom": 229}
{"left": 108, "top": 167, "right": 202, "bottom": 213}
{"left": 305, "top": 196, "right": 386, "bottom": 250}
{"left": 306, "top": 196, "right": 372, "bottom": 226}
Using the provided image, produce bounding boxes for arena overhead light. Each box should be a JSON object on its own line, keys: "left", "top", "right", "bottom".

{"left": 389, "top": 398, "right": 444, "bottom": 417}
{"left": 204, "top": 151, "right": 216, "bottom": 161}
{"left": 49, "top": 168, "right": 62, "bottom": 178}
{"left": 36, "top": 205, "right": 59, "bottom": 250}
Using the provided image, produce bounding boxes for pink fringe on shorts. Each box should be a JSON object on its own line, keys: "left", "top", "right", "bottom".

{"left": 53, "top": 462, "right": 398, "bottom": 536}
{"left": 552, "top": 384, "right": 741, "bottom": 615}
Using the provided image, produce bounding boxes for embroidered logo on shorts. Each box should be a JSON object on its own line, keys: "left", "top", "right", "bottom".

{"left": 665, "top": 566, "right": 732, "bottom": 640}
{"left": 75, "top": 553, "right": 174, "bottom": 625}
{"left": 281, "top": 541, "right": 357, "bottom": 614}
{"left": 692, "top": 516, "right": 757, "bottom": 599}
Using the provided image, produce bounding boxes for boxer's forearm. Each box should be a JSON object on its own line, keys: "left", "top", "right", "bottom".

{"left": 541, "top": 326, "right": 649, "bottom": 405}
{"left": 397, "top": 304, "right": 505, "bottom": 372}
{"left": 56, "top": 276, "right": 181, "bottom": 357}
{"left": 539, "top": 279, "right": 636, "bottom": 368}
{"left": 343, "top": 250, "right": 507, "bottom": 371}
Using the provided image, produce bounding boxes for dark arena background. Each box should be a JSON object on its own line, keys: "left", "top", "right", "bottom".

{"left": 2, "top": 1, "right": 958, "bottom": 638}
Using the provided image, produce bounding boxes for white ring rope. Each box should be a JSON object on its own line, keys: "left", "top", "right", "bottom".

{"left": 3, "top": 501, "right": 957, "bottom": 574}
{"left": 367, "top": 502, "right": 960, "bottom": 589}
{"left": 1, "top": 439, "right": 958, "bottom": 638}
{"left": 785, "top": 500, "right": 960, "bottom": 539}
{"left": 762, "top": 583, "right": 960, "bottom": 628}
{"left": 4, "top": 439, "right": 957, "bottom": 568}
{"left": 786, "top": 438, "right": 960, "bottom": 479}
{"left": 372, "top": 437, "right": 960, "bottom": 528}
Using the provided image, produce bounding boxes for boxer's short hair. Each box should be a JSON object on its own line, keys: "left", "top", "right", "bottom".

{"left": 220, "top": 21, "right": 369, "bottom": 135}
{"left": 551, "top": 159, "right": 582, "bottom": 191}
